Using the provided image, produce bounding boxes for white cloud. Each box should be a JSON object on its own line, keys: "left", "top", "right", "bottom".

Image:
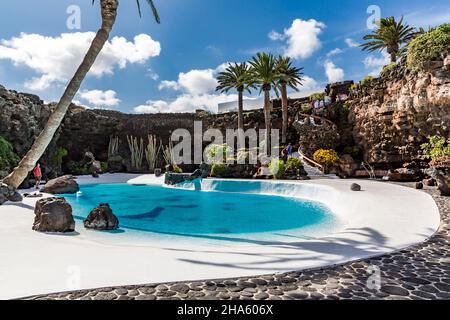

{"left": 78, "top": 89, "right": 120, "bottom": 107}
{"left": 345, "top": 38, "right": 359, "bottom": 48}
{"left": 178, "top": 69, "right": 218, "bottom": 95}
{"left": 363, "top": 51, "right": 391, "bottom": 76}
{"left": 146, "top": 68, "right": 159, "bottom": 81}
{"left": 0, "top": 32, "right": 161, "bottom": 91}
{"left": 158, "top": 80, "right": 181, "bottom": 91}
{"left": 324, "top": 60, "right": 345, "bottom": 83}
{"left": 268, "top": 30, "right": 285, "bottom": 41}
{"left": 270, "top": 19, "right": 325, "bottom": 60}
{"left": 326, "top": 48, "right": 343, "bottom": 57}
{"left": 289, "top": 76, "right": 323, "bottom": 98}
{"left": 134, "top": 93, "right": 238, "bottom": 114}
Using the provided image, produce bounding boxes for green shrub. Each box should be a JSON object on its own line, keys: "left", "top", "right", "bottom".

{"left": 350, "top": 83, "right": 359, "bottom": 92}
{"left": 360, "top": 75, "right": 374, "bottom": 86}
{"left": 67, "top": 162, "right": 90, "bottom": 175}
{"left": 0, "top": 136, "right": 19, "bottom": 176}
{"left": 53, "top": 147, "right": 68, "bottom": 168}
{"left": 381, "top": 62, "right": 398, "bottom": 75}
{"left": 420, "top": 135, "right": 450, "bottom": 159}
{"left": 286, "top": 157, "right": 303, "bottom": 170}
{"left": 300, "top": 103, "right": 312, "bottom": 112}
{"left": 309, "top": 92, "right": 325, "bottom": 101}
{"left": 100, "top": 161, "right": 108, "bottom": 172}
{"left": 341, "top": 102, "right": 350, "bottom": 114}
{"left": 210, "top": 163, "right": 228, "bottom": 177}
{"left": 407, "top": 24, "right": 450, "bottom": 72}
{"left": 269, "top": 158, "right": 285, "bottom": 179}
{"left": 205, "top": 144, "right": 231, "bottom": 163}
{"left": 313, "top": 149, "right": 339, "bottom": 167}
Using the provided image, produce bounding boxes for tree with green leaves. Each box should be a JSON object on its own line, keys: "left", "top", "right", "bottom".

{"left": 3, "top": 0, "right": 160, "bottom": 188}
{"left": 275, "top": 56, "right": 303, "bottom": 144}
{"left": 248, "top": 52, "right": 280, "bottom": 151}
{"left": 216, "top": 62, "right": 254, "bottom": 131}
{"left": 361, "top": 16, "right": 416, "bottom": 63}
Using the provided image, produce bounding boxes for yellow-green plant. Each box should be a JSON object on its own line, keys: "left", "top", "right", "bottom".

{"left": 421, "top": 135, "right": 450, "bottom": 159}
{"left": 145, "top": 134, "right": 162, "bottom": 172}
{"left": 269, "top": 158, "right": 285, "bottom": 179}
{"left": 313, "top": 149, "right": 339, "bottom": 167}
{"left": 127, "top": 135, "right": 144, "bottom": 170}
{"left": 286, "top": 157, "right": 303, "bottom": 170}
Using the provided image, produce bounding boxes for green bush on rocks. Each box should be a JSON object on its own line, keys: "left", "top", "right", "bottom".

{"left": 407, "top": 24, "right": 450, "bottom": 72}
{"left": 0, "top": 136, "right": 19, "bottom": 178}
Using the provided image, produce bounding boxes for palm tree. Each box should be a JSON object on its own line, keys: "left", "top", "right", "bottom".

{"left": 3, "top": 0, "right": 160, "bottom": 188}
{"left": 361, "top": 16, "right": 415, "bottom": 62}
{"left": 216, "top": 63, "right": 254, "bottom": 131}
{"left": 275, "top": 56, "right": 303, "bottom": 144}
{"left": 248, "top": 52, "right": 280, "bottom": 153}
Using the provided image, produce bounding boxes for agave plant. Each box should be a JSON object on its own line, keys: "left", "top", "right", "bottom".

{"left": 361, "top": 16, "right": 416, "bottom": 62}
{"left": 3, "top": 0, "right": 160, "bottom": 188}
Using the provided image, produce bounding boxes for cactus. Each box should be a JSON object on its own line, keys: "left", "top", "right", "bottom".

{"left": 162, "top": 141, "right": 176, "bottom": 166}
{"left": 108, "top": 136, "right": 120, "bottom": 159}
{"left": 127, "top": 135, "right": 144, "bottom": 171}
{"left": 145, "top": 135, "right": 162, "bottom": 173}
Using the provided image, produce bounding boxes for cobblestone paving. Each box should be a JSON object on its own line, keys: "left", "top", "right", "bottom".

{"left": 25, "top": 186, "right": 450, "bottom": 300}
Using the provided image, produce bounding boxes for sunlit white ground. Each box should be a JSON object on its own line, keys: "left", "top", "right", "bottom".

{"left": 0, "top": 173, "right": 440, "bottom": 299}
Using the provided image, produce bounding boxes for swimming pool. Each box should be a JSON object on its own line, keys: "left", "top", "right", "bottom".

{"left": 63, "top": 183, "right": 339, "bottom": 238}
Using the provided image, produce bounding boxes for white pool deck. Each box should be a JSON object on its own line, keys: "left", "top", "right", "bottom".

{"left": 0, "top": 173, "right": 441, "bottom": 299}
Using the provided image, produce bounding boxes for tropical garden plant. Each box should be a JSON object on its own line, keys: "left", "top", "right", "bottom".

{"left": 0, "top": 136, "right": 19, "bottom": 178}
{"left": 248, "top": 52, "right": 280, "bottom": 152}
{"left": 421, "top": 135, "right": 450, "bottom": 159}
{"left": 361, "top": 16, "right": 416, "bottom": 63}
{"left": 268, "top": 158, "right": 285, "bottom": 179}
{"left": 407, "top": 24, "right": 450, "bottom": 72}
{"left": 216, "top": 63, "right": 254, "bottom": 132}
{"left": 3, "top": 0, "right": 160, "bottom": 188}
{"left": 313, "top": 149, "right": 339, "bottom": 170}
{"left": 275, "top": 56, "right": 303, "bottom": 144}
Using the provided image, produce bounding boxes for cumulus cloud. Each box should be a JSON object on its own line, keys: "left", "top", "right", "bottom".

{"left": 0, "top": 32, "right": 161, "bottom": 91}
{"left": 268, "top": 30, "right": 285, "bottom": 41}
{"left": 134, "top": 93, "right": 238, "bottom": 114}
{"left": 78, "top": 89, "right": 120, "bottom": 107}
{"left": 270, "top": 19, "right": 325, "bottom": 60}
{"left": 363, "top": 51, "right": 391, "bottom": 76}
{"left": 289, "top": 76, "right": 323, "bottom": 98}
{"left": 324, "top": 60, "right": 345, "bottom": 83}
{"left": 345, "top": 38, "right": 360, "bottom": 48}
{"left": 326, "top": 48, "right": 343, "bottom": 58}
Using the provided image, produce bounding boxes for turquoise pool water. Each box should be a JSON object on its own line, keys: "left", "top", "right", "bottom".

{"left": 63, "top": 183, "right": 336, "bottom": 236}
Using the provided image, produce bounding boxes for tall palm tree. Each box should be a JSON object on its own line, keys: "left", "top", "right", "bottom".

{"left": 216, "top": 62, "right": 254, "bottom": 131}
{"left": 3, "top": 0, "right": 160, "bottom": 188}
{"left": 248, "top": 52, "right": 280, "bottom": 152}
{"left": 361, "top": 16, "right": 415, "bottom": 62}
{"left": 275, "top": 56, "right": 303, "bottom": 144}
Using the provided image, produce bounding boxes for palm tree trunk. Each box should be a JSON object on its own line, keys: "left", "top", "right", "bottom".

{"left": 237, "top": 89, "right": 244, "bottom": 130}
{"left": 263, "top": 89, "right": 272, "bottom": 155}
{"left": 3, "top": 0, "right": 118, "bottom": 188}
{"left": 281, "top": 83, "right": 288, "bottom": 144}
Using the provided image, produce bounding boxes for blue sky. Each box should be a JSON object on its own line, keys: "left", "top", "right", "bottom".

{"left": 0, "top": 0, "right": 448, "bottom": 113}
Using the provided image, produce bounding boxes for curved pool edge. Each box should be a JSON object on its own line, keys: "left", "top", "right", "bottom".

{"left": 0, "top": 174, "right": 441, "bottom": 299}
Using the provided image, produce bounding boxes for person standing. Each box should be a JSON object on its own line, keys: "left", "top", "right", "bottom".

{"left": 33, "top": 163, "right": 42, "bottom": 189}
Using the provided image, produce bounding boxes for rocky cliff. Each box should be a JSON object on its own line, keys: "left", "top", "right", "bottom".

{"left": 348, "top": 55, "right": 450, "bottom": 167}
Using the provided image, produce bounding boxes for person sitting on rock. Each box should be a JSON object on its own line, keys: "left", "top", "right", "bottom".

{"left": 33, "top": 163, "right": 42, "bottom": 189}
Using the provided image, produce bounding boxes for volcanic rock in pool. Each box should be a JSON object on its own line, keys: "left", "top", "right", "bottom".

{"left": 84, "top": 203, "right": 119, "bottom": 230}
{"left": 33, "top": 197, "right": 75, "bottom": 233}
{"left": 41, "top": 175, "right": 79, "bottom": 194}
{"left": 124, "top": 207, "right": 164, "bottom": 220}
{"left": 350, "top": 183, "right": 362, "bottom": 191}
